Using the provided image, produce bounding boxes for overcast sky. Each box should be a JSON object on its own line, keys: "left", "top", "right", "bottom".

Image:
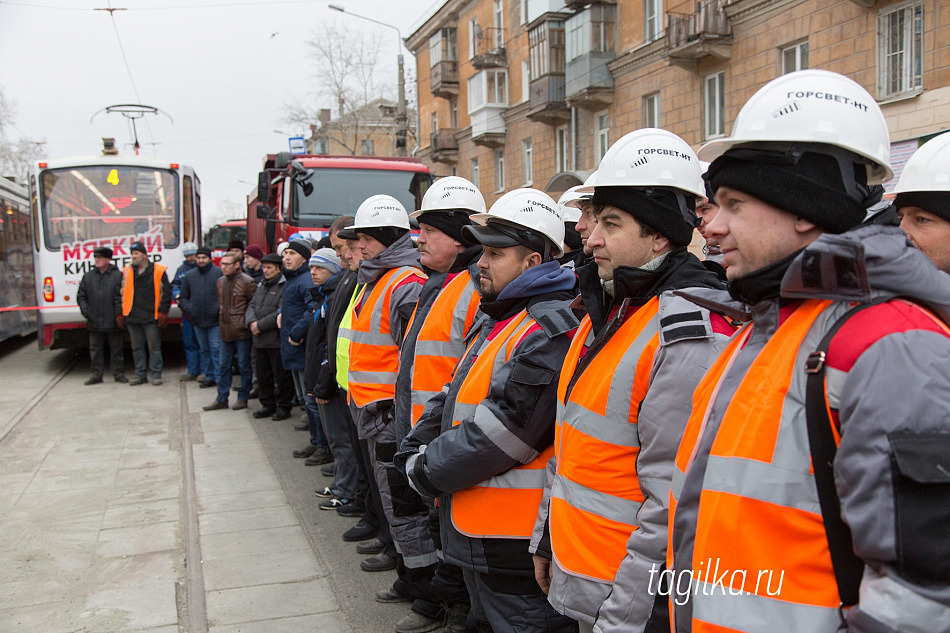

{"left": 0, "top": 0, "right": 438, "bottom": 226}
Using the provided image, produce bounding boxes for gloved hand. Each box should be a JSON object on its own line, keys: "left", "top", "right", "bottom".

{"left": 115, "top": 315, "right": 126, "bottom": 329}
{"left": 157, "top": 312, "right": 168, "bottom": 329}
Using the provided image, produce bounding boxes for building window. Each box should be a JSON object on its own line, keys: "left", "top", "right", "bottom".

{"left": 643, "top": 92, "right": 660, "bottom": 128}
{"left": 469, "top": 18, "right": 479, "bottom": 59}
{"left": 878, "top": 1, "right": 923, "bottom": 99}
{"left": 522, "top": 139, "right": 533, "bottom": 186}
{"left": 522, "top": 0, "right": 528, "bottom": 24}
{"left": 704, "top": 71, "right": 725, "bottom": 139}
{"left": 566, "top": 4, "right": 616, "bottom": 62}
{"left": 494, "top": 0, "right": 505, "bottom": 48}
{"left": 781, "top": 41, "right": 808, "bottom": 74}
{"left": 495, "top": 149, "right": 505, "bottom": 192}
{"left": 529, "top": 21, "right": 566, "bottom": 79}
{"left": 468, "top": 70, "right": 508, "bottom": 112}
{"left": 431, "top": 112, "right": 438, "bottom": 135}
{"left": 555, "top": 125, "right": 570, "bottom": 173}
{"left": 450, "top": 100, "right": 459, "bottom": 127}
{"left": 429, "top": 28, "right": 458, "bottom": 67}
{"left": 361, "top": 139, "right": 375, "bottom": 156}
{"left": 471, "top": 158, "right": 480, "bottom": 189}
{"left": 522, "top": 59, "right": 531, "bottom": 103}
{"left": 644, "top": 0, "right": 663, "bottom": 42}
{"left": 595, "top": 110, "right": 609, "bottom": 166}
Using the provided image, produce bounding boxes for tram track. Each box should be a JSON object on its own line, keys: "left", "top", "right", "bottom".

{"left": 179, "top": 381, "right": 209, "bottom": 633}
{"left": 0, "top": 353, "right": 78, "bottom": 445}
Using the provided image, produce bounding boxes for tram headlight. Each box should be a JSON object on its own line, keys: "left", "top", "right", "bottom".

{"left": 43, "top": 277, "right": 54, "bottom": 302}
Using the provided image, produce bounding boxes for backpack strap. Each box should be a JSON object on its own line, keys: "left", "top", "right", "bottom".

{"left": 804, "top": 299, "right": 890, "bottom": 611}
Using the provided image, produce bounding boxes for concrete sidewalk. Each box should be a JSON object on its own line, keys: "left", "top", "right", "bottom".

{"left": 0, "top": 344, "right": 353, "bottom": 633}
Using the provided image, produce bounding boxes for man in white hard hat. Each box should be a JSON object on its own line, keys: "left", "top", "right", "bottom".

{"left": 341, "top": 195, "right": 427, "bottom": 574}
{"left": 531, "top": 129, "right": 735, "bottom": 633}
{"left": 696, "top": 162, "right": 724, "bottom": 268}
{"left": 397, "top": 189, "right": 579, "bottom": 633}
{"left": 378, "top": 177, "right": 487, "bottom": 633}
{"left": 895, "top": 131, "right": 950, "bottom": 274}
{"left": 668, "top": 70, "right": 950, "bottom": 633}
{"left": 556, "top": 186, "right": 588, "bottom": 268}
{"left": 571, "top": 171, "right": 598, "bottom": 259}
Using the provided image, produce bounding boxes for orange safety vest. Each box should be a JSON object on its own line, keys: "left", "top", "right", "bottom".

{"left": 450, "top": 310, "right": 555, "bottom": 539}
{"left": 408, "top": 272, "right": 481, "bottom": 427}
{"left": 551, "top": 297, "right": 660, "bottom": 583}
{"left": 121, "top": 263, "right": 167, "bottom": 318}
{"left": 348, "top": 266, "right": 425, "bottom": 408}
{"left": 669, "top": 299, "right": 842, "bottom": 632}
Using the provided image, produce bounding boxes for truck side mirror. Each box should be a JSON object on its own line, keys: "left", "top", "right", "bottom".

{"left": 257, "top": 171, "right": 270, "bottom": 203}
{"left": 256, "top": 203, "right": 273, "bottom": 220}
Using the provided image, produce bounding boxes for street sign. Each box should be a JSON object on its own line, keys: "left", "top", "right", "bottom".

{"left": 289, "top": 136, "right": 306, "bottom": 154}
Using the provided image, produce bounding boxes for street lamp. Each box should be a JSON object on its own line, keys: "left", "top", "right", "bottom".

{"left": 329, "top": 4, "right": 408, "bottom": 156}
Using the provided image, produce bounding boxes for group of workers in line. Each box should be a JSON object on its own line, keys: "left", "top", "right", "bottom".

{"left": 83, "top": 68, "right": 950, "bottom": 633}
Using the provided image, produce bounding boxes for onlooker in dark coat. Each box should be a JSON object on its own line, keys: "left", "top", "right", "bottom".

{"left": 119, "top": 242, "right": 171, "bottom": 386}
{"left": 246, "top": 253, "right": 294, "bottom": 419}
{"left": 172, "top": 242, "right": 200, "bottom": 381}
{"left": 244, "top": 244, "right": 265, "bottom": 283}
{"left": 204, "top": 253, "right": 257, "bottom": 411}
{"left": 179, "top": 247, "right": 223, "bottom": 387}
{"left": 77, "top": 246, "right": 126, "bottom": 385}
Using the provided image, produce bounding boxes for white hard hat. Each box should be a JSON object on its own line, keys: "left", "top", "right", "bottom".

{"left": 894, "top": 132, "right": 950, "bottom": 195}
{"left": 578, "top": 128, "right": 705, "bottom": 198}
{"left": 698, "top": 69, "right": 893, "bottom": 183}
{"left": 466, "top": 188, "right": 565, "bottom": 258}
{"left": 351, "top": 194, "right": 411, "bottom": 231}
{"left": 583, "top": 171, "right": 598, "bottom": 187}
{"left": 411, "top": 176, "right": 486, "bottom": 217}
{"left": 557, "top": 186, "right": 585, "bottom": 222}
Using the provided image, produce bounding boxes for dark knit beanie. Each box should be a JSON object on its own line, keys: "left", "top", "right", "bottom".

{"left": 591, "top": 186, "right": 697, "bottom": 247}
{"left": 196, "top": 246, "right": 212, "bottom": 258}
{"left": 227, "top": 239, "right": 245, "bottom": 251}
{"left": 356, "top": 226, "right": 408, "bottom": 248}
{"left": 130, "top": 241, "right": 147, "bottom": 255}
{"left": 416, "top": 210, "right": 474, "bottom": 246}
{"left": 894, "top": 191, "right": 950, "bottom": 223}
{"left": 563, "top": 222, "right": 583, "bottom": 251}
{"left": 707, "top": 151, "right": 868, "bottom": 234}
{"left": 286, "top": 238, "right": 312, "bottom": 260}
{"left": 245, "top": 244, "right": 264, "bottom": 260}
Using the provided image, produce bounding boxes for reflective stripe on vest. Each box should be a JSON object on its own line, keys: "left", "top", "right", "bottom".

{"left": 450, "top": 310, "right": 554, "bottom": 539}
{"left": 336, "top": 284, "right": 361, "bottom": 391}
{"left": 348, "top": 266, "right": 424, "bottom": 407}
{"left": 122, "top": 264, "right": 166, "bottom": 318}
{"left": 669, "top": 299, "right": 843, "bottom": 633}
{"left": 409, "top": 272, "right": 481, "bottom": 427}
{"left": 551, "top": 297, "right": 660, "bottom": 583}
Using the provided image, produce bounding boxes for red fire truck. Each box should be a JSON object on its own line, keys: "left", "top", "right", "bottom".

{"left": 247, "top": 153, "right": 433, "bottom": 253}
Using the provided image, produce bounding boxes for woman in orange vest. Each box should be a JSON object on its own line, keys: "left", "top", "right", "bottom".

{"left": 397, "top": 189, "right": 579, "bottom": 633}
{"left": 669, "top": 70, "right": 950, "bottom": 633}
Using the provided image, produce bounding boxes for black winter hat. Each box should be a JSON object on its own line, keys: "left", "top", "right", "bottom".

{"left": 591, "top": 186, "right": 697, "bottom": 247}
{"left": 227, "top": 239, "right": 245, "bottom": 251}
{"left": 93, "top": 246, "right": 114, "bottom": 259}
{"left": 356, "top": 226, "right": 408, "bottom": 248}
{"left": 130, "top": 241, "right": 147, "bottom": 255}
{"left": 894, "top": 191, "right": 950, "bottom": 223}
{"left": 261, "top": 253, "right": 282, "bottom": 265}
{"left": 416, "top": 210, "right": 474, "bottom": 246}
{"left": 196, "top": 246, "right": 213, "bottom": 258}
{"left": 286, "top": 239, "right": 312, "bottom": 260}
{"left": 707, "top": 150, "right": 869, "bottom": 234}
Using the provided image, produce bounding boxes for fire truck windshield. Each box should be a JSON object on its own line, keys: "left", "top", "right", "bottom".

{"left": 40, "top": 166, "right": 179, "bottom": 251}
{"left": 292, "top": 168, "right": 428, "bottom": 226}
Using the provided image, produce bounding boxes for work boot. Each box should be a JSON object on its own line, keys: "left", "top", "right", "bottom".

{"left": 304, "top": 447, "right": 332, "bottom": 466}
{"left": 375, "top": 587, "right": 409, "bottom": 604}
{"left": 360, "top": 552, "right": 397, "bottom": 572}
{"left": 440, "top": 603, "right": 470, "bottom": 633}
{"left": 114, "top": 374, "right": 129, "bottom": 383}
{"left": 320, "top": 463, "right": 335, "bottom": 477}
{"left": 84, "top": 376, "right": 103, "bottom": 386}
{"left": 253, "top": 408, "right": 275, "bottom": 419}
{"left": 293, "top": 445, "right": 317, "bottom": 459}
{"left": 271, "top": 409, "right": 291, "bottom": 421}
{"left": 395, "top": 610, "right": 445, "bottom": 633}
{"left": 356, "top": 537, "right": 384, "bottom": 555}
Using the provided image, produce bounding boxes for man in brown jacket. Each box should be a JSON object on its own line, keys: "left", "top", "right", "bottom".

{"left": 204, "top": 252, "right": 258, "bottom": 411}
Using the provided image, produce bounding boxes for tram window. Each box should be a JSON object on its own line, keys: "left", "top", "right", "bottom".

{"left": 183, "top": 175, "right": 194, "bottom": 242}
{"left": 30, "top": 175, "right": 40, "bottom": 252}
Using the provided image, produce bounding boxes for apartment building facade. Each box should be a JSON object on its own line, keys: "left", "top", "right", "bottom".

{"left": 407, "top": 0, "right": 950, "bottom": 205}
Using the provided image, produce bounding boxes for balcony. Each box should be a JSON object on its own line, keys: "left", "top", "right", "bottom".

{"left": 472, "top": 27, "right": 507, "bottom": 69}
{"left": 565, "top": 51, "right": 616, "bottom": 108}
{"left": 525, "top": 0, "right": 570, "bottom": 26}
{"left": 666, "top": 0, "right": 732, "bottom": 71}
{"left": 430, "top": 128, "right": 459, "bottom": 163}
{"left": 431, "top": 61, "right": 460, "bottom": 98}
{"left": 527, "top": 74, "right": 569, "bottom": 123}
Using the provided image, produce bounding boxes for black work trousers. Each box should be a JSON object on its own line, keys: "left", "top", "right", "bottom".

{"left": 255, "top": 347, "right": 294, "bottom": 412}
{"left": 88, "top": 329, "right": 125, "bottom": 378}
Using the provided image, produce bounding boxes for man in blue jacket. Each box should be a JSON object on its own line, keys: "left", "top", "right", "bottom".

{"left": 179, "top": 247, "right": 223, "bottom": 388}
{"left": 173, "top": 241, "right": 200, "bottom": 381}
{"left": 280, "top": 238, "right": 330, "bottom": 464}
